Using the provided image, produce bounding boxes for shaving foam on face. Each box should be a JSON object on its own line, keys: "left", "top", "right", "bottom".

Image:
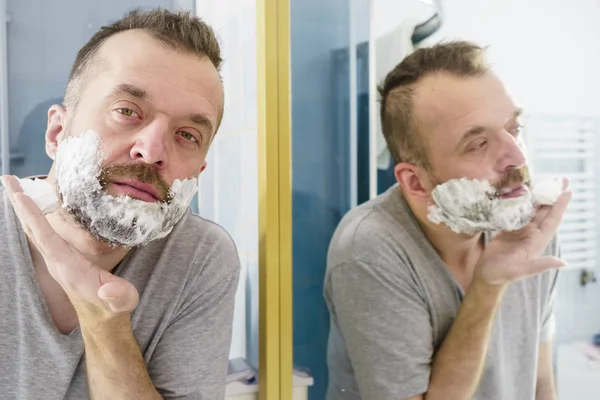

{"left": 17, "top": 177, "right": 60, "bottom": 214}
{"left": 427, "top": 177, "right": 564, "bottom": 235}
{"left": 55, "top": 130, "right": 198, "bottom": 247}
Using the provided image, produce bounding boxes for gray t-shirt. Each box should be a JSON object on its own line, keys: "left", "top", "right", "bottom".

{"left": 0, "top": 188, "right": 240, "bottom": 400}
{"left": 325, "top": 185, "right": 558, "bottom": 400}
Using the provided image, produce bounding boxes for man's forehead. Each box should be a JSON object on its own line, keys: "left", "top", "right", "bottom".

{"left": 78, "top": 30, "right": 223, "bottom": 132}
{"left": 413, "top": 72, "right": 516, "bottom": 137}
{"left": 97, "top": 30, "right": 157, "bottom": 58}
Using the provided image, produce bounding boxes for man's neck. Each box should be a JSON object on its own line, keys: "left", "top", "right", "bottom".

{"left": 402, "top": 190, "right": 484, "bottom": 272}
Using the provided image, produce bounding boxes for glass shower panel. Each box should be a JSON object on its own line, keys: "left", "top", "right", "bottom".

{"left": 290, "top": 0, "right": 369, "bottom": 398}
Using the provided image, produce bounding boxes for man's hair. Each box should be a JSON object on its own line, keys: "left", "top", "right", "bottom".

{"left": 378, "top": 40, "right": 489, "bottom": 170}
{"left": 64, "top": 8, "right": 222, "bottom": 109}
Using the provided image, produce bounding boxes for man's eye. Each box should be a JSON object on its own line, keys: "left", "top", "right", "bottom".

{"left": 468, "top": 140, "right": 487, "bottom": 152}
{"left": 116, "top": 108, "right": 138, "bottom": 118}
{"left": 178, "top": 131, "right": 199, "bottom": 143}
{"left": 509, "top": 123, "right": 523, "bottom": 135}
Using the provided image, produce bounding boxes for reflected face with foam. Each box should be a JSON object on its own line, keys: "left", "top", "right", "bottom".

{"left": 46, "top": 30, "right": 224, "bottom": 246}
{"left": 407, "top": 72, "right": 535, "bottom": 233}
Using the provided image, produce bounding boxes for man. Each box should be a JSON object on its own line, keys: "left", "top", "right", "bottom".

{"left": 324, "top": 41, "right": 571, "bottom": 400}
{"left": 0, "top": 8, "right": 239, "bottom": 400}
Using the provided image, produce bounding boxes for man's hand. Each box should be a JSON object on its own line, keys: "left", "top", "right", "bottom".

{"left": 1, "top": 175, "right": 139, "bottom": 320}
{"left": 425, "top": 178, "right": 571, "bottom": 400}
{"left": 475, "top": 178, "right": 572, "bottom": 286}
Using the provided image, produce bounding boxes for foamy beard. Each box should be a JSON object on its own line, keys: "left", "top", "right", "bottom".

{"left": 54, "top": 130, "right": 198, "bottom": 247}
{"left": 427, "top": 177, "right": 564, "bottom": 235}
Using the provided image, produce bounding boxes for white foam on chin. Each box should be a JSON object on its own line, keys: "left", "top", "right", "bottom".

{"left": 427, "top": 177, "right": 563, "bottom": 235}
{"left": 55, "top": 129, "right": 198, "bottom": 247}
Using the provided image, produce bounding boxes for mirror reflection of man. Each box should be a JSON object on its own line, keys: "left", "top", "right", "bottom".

{"left": 325, "top": 41, "right": 570, "bottom": 400}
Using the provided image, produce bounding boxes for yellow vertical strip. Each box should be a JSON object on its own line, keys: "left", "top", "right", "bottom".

{"left": 276, "top": 0, "right": 293, "bottom": 398}
{"left": 257, "top": 0, "right": 292, "bottom": 399}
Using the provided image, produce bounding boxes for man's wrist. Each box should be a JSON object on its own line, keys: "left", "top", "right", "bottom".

{"left": 470, "top": 275, "right": 508, "bottom": 306}
{"left": 74, "top": 301, "right": 131, "bottom": 332}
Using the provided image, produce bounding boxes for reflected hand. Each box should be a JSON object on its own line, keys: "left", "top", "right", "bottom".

{"left": 475, "top": 178, "right": 572, "bottom": 285}
{"left": 1, "top": 175, "right": 139, "bottom": 320}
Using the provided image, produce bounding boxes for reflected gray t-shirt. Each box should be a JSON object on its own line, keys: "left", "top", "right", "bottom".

{"left": 325, "top": 185, "right": 558, "bottom": 400}
{"left": 0, "top": 188, "right": 240, "bottom": 400}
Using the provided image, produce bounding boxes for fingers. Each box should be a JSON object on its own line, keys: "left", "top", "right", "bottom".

{"left": 538, "top": 189, "right": 572, "bottom": 233}
{"left": 98, "top": 280, "right": 140, "bottom": 314}
{"left": 1, "top": 175, "right": 72, "bottom": 263}
{"left": 522, "top": 256, "right": 566, "bottom": 277}
{"left": 1, "top": 175, "right": 24, "bottom": 200}
{"left": 531, "top": 204, "right": 551, "bottom": 225}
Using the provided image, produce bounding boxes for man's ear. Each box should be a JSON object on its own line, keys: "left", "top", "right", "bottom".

{"left": 394, "top": 162, "right": 434, "bottom": 203}
{"left": 45, "top": 105, "right": 68, "bottom": 160}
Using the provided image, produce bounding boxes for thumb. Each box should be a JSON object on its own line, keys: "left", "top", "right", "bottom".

{"left": 97, "top": 280, "right": 140, "bottom": 314}
{"left": 523, "top": 256, "right": 566, "bottom": 277}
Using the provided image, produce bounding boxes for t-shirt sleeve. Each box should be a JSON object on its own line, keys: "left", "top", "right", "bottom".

{"left": 329, "top": 260, "right": 433, "bottom": 400}
{"left": 147, "top": 235, "right": 241, "bottom": 400}
{"left": 540, "top": 254, "right": 560, "bottom": 343}
{"left": 539, "top": 235, "right": 561, "bottom": 343}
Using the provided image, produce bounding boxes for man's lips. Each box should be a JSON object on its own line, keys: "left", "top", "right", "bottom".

{"left": 498, "top": 184, "right": 527, "bottom": 199}
{"left": 110, "top": 179, "right": 162, "bottom": 202}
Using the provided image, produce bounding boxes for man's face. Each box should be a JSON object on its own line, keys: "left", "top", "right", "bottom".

{"left": 413, "top": 72, "right": 528, "bottom": 197}
{"left": 65, "top": 29, "right": 223, "bottom": 194}
{"left": 46, "top": 30, "right": 224, "bottom": 246}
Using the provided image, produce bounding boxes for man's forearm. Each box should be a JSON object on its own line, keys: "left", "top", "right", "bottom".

{"left": 536, "top": 381, "right": 557, "bottom": 400}
{"left": 425, "top": 279, "right": 507, "bottom": 400}
{"left": 536, "top": 341, "right": 558, "bottom": 400}
{"left": 79, "top": 313, "right": 162, "bottom": 400}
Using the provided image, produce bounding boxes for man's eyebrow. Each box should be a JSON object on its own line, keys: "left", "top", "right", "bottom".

{"left": 106, "top": 84, "right": 215, "bottom": 135}
{"left": 107, "top": 84, "right": 148, "bottom": 100}
{"left": 189, "top": 113, "right": 214, "bottom": 133}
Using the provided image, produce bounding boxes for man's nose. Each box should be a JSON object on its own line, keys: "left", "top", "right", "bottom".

{"left": 497, "top": 133, "right": 526, "bottom": 172}
{"left": 129, "top": 123, "right": 169, "bottom": 168}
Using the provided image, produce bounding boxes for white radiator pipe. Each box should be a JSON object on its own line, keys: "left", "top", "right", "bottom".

{"left": 367, "top": 0, "right": 377, "bottom": 199}
{"left": 349, "top": 0, "right": 358, "bottom": 207}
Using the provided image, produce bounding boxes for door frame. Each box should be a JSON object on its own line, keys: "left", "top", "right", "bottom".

{"left": 257, "top": 0, "right": 293, "bottom": 399}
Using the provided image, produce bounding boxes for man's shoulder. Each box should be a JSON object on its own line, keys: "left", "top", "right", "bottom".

{"left": 173, "top": 211, "right": 239, "bottom": 264}
{"left": 0, "top": 188, "right": 19, "bottom": 235}
{"left": 328, "top": 187, "right": 422, "bottom": 271}
{"left": 136, "top": 210, "right": 240, "bottom": 281}
{"left": 173, "top": 210, "right": 237, "bottom": 249}
{"left": 0, "top": 187, "right": 8, "bottom": 212}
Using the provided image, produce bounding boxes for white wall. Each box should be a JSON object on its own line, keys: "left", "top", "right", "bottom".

{"left": 372, "top": 0, "right": 600, "bottom": 117}
{"left": 195, "top": 0, "right": 259, "bottom": 362}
